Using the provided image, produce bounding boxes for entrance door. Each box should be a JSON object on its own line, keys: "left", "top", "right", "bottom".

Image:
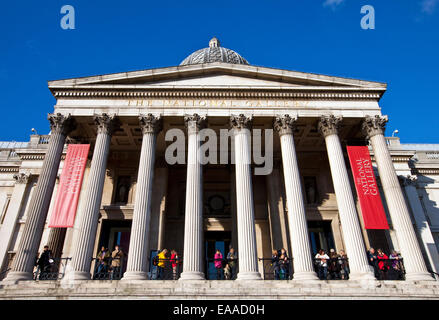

{"left": 97, "top": 220, "right": 132, "bottom": 276}
{"left": 205, "top": 231, "right": 231, "bottom": 280}
{"left": 308, "top": 220, "right": 335, "bottom": 255}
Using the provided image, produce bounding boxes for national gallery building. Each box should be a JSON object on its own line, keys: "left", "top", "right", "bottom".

{"left": 0, "top": 38, "right": 439, "bottom": 299}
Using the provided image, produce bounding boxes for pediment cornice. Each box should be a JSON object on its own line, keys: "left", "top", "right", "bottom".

{"left": 48, "top": 62, "right": 387, "bottom": 99}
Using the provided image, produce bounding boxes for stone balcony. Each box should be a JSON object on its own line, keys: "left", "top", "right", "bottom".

{"left": 0, "top": 280, "right": 439, "bottom": 300}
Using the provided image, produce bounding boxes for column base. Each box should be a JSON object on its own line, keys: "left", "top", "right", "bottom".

{"left": 292, "top": 271, "right": 319, "bottom": 281}
{"left": 237, "top": 271, "right": 262, "bottom": 280}
{"left": 179, "top": 271, "right": 205, "bottom": 281}
{"left": 2, "top": 271, "right": 33, "bottom": 284}
{"left": 121, "top": 271, "right": 148, "bottom": 281}
{"left": 63, "top": 270, "right": 91, "bottom": 281}
{"left": 405, "top": 272, "right": 435, "bottom": 282}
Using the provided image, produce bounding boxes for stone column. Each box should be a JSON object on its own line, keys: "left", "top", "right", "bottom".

{"left": 64, "top": 114, "right": 119, "bottom": 281}
{"left": 363, "top": 115, "right": 434, "bottom": 281}
{"left": 179, "top": 114, "right": 206, "bottom": 280}
{"left": 274, "top": 115, "right": 318, "bottom": 280}
{"left": 318, "top": 115, "right": 375, "bottom": 280}
{"left": 0, "top": 172, "right": 31, "bottom": 273}
{"left": 123, "top": 114, "right": 162, "bottom": 280}
{"left": 230, "top": 114, "right": 262, "bottom": 280}
{"left": 4, "top": 114, "right": 75, "bottom": 283}
{"left": 402, "top": 175, "right": 439, "bottom": 278}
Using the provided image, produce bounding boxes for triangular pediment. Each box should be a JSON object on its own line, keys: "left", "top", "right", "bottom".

{"left": 48, "top": 62, "right": 387, "bottom": 93}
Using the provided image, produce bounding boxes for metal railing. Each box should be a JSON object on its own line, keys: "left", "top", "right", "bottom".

{"left": 205, "top": 258, "right": 238, "bottom": 280}
{"left": 33, "top": 257, "right": 71, "bottom": 280}
{"left": 92, "top": 257, "right": 125, "bottom": 280}
{"left": 149, "top": 258, "right": 182, "bottom": 280}
{"left": 258, "top": 258, "right": 293, "bottom": 280}
{"left": 369, "top": 258, "right": 406, "bottom": 280}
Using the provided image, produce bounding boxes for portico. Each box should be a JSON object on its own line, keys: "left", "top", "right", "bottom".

{"left": 1, "top": 39, "right": 437, "bottom": 292}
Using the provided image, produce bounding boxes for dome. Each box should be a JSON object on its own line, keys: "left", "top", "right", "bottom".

{"left": 180, "top": 37, "right": 249, "bottom": 66}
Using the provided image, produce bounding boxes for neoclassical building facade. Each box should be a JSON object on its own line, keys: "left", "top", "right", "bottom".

{"left": 0, "top": 38, "right": 438, "bottom": 298}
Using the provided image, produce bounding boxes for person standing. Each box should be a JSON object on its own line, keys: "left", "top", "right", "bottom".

{"left": 338, "top": 250, "right": 350, "bottom": 280}
{"left": 377, "top": 249, "right": 389, "bottom": 280}
{"left": 389, "top": 250, "right": 402, "bottom": 280}
{"left": 110, "top": 245, "right": 124, "bottom": 280}
{"left": 36, "top": 245, "right": 53, "bottom": 280}
{"left": 157, "top": 249, "right": 168, "bottom": 280}
{"left": 367, "top": 247, "right": 379, "bottom": 279}
{"left": 271, "top": 250, "right": 280, "bottom": 280}
{"left": 315, "top": 249, "right": 329, "bottom": 280}
{"left": 227, "top": 248, "right": 238, "bottom": 280}
{"left": 170, "top": 249, "right": 180, "bottom": 280}
{"left": 328, "top": 249, "right": 341, "bottom": 280}
{"left": 214, "top": 249, "right": 223, "bottom": 280}
{"left": 95, "top": 246, "right": 110, "bottom": 279}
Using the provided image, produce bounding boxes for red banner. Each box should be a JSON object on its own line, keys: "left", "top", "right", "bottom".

{"left": 347, "top": 146, "right": 389, "bottom": 230}
{"left": 49, "top": 144, "right": 90, "bottom": 228}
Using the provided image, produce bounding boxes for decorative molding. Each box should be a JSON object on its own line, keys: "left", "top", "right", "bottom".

{"left": 184, "top": 113, "right": 207, "bottom": 134}
{"left": 411, "top": 168, "right": 439, "bottom": 175}
{"left": 362, "top": 115, "right": 388, "bottom": 139}
{"left": 94, "top": 113, "right": 121, "bottom": 136}
{"left": 48, "top": 113, "right": 76, "bottom": 136}
{"left": 52, "top": 89, "right": 383, "bottom": 101}
{"left": 273, "top": 114, "right": 297, "bottom": 136}
{"left": 318, "top": 115, "right": 342, "bottom": 138}
{"left": 0, "top": 167, "right": 19, "bottom": 173}
{"left": 230, "top": 114, "right": 253, "bottom": 130}
{"left": 13, "top": 172, "right": 30, "bottom": 184}
{"left": 139, "top": 114, "right": 163, "bottom": 135}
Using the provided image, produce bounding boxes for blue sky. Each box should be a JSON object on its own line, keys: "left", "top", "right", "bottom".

{"left": 0, "top": 0, "right": 438, "bottom": 143}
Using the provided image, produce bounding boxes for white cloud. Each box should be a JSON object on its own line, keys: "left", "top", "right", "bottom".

{"left": 421, "top": 0, "right": 438, "bottom": 14}
{"left": 323, "top": 0, "right": 345, "bottom": 9}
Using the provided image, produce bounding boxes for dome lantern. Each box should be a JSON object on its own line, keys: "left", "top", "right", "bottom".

{"left": 180, "top": 38, "right": 249, "bottom": 66}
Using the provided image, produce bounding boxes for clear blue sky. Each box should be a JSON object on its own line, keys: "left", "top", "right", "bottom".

{"left": 0, "top": 0, "right": 438, "bottom": 143}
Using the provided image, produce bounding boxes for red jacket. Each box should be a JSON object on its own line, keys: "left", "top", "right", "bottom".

{"left": 377, "top": 253, "right": 389, "bottom": 270}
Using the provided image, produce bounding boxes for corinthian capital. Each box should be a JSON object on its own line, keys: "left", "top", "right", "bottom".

{"left": 13, "top": 172, "right": 30, "bottom": 184}
{"left": 48, "top": 113, "right": 76, "bottom": 136}
{"left": 230, "top": 114, "right": 253, "bottom": 130}
{"left": 274, "top": 115, "right": 297, "bottom": 136}
{"left": 184, "top": 113, "right": 207, "bottom": 134}
{"left": 318, "top": 115, "right": 342, "bottom": 138}
{"left": 94, "top": 113, "right": 121, "bottom": 136}
{"left": 362, "top": 115, "right": 388, "bottom": 139}
{"left": 139, "top": 114, "right": 162, "bottom": 135}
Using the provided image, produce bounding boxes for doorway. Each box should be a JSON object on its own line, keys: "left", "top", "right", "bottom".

{"left": 97, "top": 220, "right": 131, "bottom": 275}
{"left": 205, "top": 231, "right": 231, "bottom": 280}
{"left": 308, "top": 220, "right": 335, "bottom": 255}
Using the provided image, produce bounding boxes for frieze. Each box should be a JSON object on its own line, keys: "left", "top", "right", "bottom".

{"left": 52, "top": 90, "right": 382, "bottom": 101}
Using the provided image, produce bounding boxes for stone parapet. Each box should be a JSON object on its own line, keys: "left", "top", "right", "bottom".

{"left": 0, "top": 280, "right": 439, "bottom": 300}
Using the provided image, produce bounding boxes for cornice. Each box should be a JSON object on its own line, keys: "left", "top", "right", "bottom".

{"left": 52, "top": 88, "right": 382, "bottom": 101}
{"left": 412, "top": 168, "right": 439, "bottom": 175}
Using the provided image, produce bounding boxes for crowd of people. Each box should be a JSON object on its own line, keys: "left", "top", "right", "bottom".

{"left": 314, "top": 249, "right": 350, "bottom": 280}
{"left": 32, "top": 243, "right": 404, "bottom": 281}
{"left": 367, "top": 247, "right": 405, "bottom": 280}
{"left": 212, "top": 247, "right": 238, "bottom": 280}
{"left": 152, "top": 249, "right": 181, "bottom": 280}
{"left": 271, "top": 248, "right": 291, "bottom": 280}
{"left": 94, "top": 245, "right": 125, "bottom": 279}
